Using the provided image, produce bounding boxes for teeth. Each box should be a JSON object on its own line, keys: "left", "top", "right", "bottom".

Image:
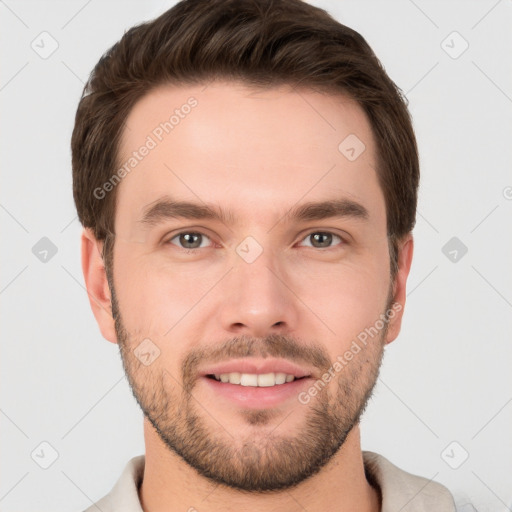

{"left": 241, "top": 373, "right": 258, "bottom": 386}
{"left": 275, "top": 373, "right": 286, "bottom": 385}
{"left": 257, "top": 373, "right": 275, "bottom": 387}
{"left": 228, "top": 372, "right": 241, "bottom": 384}
{"left": 211, "top": 372, "right": 299, "bottom": 386}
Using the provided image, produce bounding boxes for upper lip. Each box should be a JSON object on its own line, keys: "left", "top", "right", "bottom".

{"left": 200, "top": 358, "right": 314, "bottom": 379}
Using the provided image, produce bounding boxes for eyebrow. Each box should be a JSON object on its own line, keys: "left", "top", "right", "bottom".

{"left": 138, "top": 195, "right": 369, "bottom": 229}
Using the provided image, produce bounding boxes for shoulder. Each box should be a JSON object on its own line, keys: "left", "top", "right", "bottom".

{"left": 362, "top": 450, "right": 456, "bottom": 512}
{"left": 81, "top": 455, "right": 145, "bottom": 512}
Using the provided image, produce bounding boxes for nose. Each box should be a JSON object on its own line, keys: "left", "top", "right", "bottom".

{"left": 218, "top": 246, "right": 299, "bottom": 339}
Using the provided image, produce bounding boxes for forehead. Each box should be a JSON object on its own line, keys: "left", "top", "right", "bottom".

{"left": 115, "top": 81, "right": 385, "bottom": 235}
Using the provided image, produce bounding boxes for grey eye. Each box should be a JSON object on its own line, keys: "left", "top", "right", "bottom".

{"left": 300, "top": 232, "right": 343, "bottom": 249}
{"left": 169, "top": 232, "right": 211, "bottom": 249}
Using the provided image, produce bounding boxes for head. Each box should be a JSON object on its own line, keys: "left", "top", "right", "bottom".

{"left": 74, "top": 0, "right": 417, "bottom": 492}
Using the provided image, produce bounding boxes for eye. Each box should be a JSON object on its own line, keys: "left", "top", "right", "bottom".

{"left": 298, "top": 231, "right": 345, "bottom": 249}
{"left": 165, "top": 230, "right": 346, "bottom": 252}
{"left": 167, "top": 231, "right": 213, "bottom": 250}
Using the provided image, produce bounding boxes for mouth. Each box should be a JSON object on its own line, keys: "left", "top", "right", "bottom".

{"left": 205, "top": 372, "right": 308, "bottom": 387}
{"left": 198, "top": 359, "right": 315, "bottom": 408}
{"left": 200, "top": 358, "right": 314, "bottom": 384}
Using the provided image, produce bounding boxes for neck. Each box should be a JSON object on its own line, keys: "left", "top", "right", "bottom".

{"left": 138, "top": 418, "right": 380, "bottom": 512}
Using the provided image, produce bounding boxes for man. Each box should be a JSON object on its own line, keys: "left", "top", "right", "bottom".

{"left": 72, "top": 0, "right": 457, "bottom": 510}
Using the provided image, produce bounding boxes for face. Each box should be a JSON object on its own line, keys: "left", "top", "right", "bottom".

{"left": 87, "top": 81, "right": 411, "bottom": 492}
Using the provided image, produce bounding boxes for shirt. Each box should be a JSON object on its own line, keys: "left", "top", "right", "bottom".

{"left": 82, "top": 450, "right": 457, "bottom": 511}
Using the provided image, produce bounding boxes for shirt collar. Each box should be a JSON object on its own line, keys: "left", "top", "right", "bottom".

{"left": 91, "top": 450, "right": 455, "bottom": 512}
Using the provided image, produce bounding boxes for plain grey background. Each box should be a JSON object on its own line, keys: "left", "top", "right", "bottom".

{"left": 1, "top": 1, "right": 511, "bottom": 511}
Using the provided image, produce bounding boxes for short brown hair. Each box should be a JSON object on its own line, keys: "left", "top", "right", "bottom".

{"left": 71, "top": 0, "right": 419, "bottom": 280}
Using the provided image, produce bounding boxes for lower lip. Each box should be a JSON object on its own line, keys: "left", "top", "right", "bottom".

{"left": 201, "top": 376, "right": 312, "bottom": 408}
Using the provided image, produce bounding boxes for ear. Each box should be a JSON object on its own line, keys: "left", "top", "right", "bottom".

{"left": 81, "top": 228, "right": 117, "bottom": 344}
{"left": 385, "top": 233, "right": 414, "bottom": 344}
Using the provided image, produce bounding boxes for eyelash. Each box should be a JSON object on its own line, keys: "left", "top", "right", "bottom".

{"left": 165, "top": 230, "right": 347, "bottom": 252}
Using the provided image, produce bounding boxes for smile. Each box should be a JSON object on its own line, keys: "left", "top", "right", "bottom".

{"left": 207, "top": 372, "right": 307, "bottom": 387}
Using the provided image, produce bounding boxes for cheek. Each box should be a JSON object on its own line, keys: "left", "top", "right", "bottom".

{"left": 288, "top": 249, "right": 390, "bottom": 342}
{"left": 114, "top": 253, "right": 218, "bottom": 338}
{"left": 113, "top": 257, "right": 169, "bottom": 335}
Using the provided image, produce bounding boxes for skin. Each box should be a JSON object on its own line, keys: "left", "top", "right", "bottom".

{"left": 81, "top": 81, "right": 413, "bottom": 512}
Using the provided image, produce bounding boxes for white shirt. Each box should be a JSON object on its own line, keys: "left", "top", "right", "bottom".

{"left": 82, "top": 450, "right": 457, "bottom": 511}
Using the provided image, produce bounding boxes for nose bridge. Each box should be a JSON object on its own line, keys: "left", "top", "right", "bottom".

{"left": 218, "top": 234, "right": 298, "bottom": 336}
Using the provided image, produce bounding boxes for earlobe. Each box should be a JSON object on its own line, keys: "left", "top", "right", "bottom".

{"left": 385, "top": 234, "right": 414, "bottom": 345}
{"left": 81, "top": 228, "right": 118, "bottom": 344}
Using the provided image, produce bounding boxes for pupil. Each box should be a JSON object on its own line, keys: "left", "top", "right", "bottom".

{"left": 181, "top": 233, "right": 200, "bottom": 248}
{"left": 313, "top": 232, "right": 331, "bottom": 248}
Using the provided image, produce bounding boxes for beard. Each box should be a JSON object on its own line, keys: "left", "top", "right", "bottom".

{"left": 109, "top": 272, "right": 392, "bottom": 492}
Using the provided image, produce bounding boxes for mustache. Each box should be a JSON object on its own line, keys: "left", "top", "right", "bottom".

{"left": 181, "top": 333, "right": 332, "bottom": 389}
